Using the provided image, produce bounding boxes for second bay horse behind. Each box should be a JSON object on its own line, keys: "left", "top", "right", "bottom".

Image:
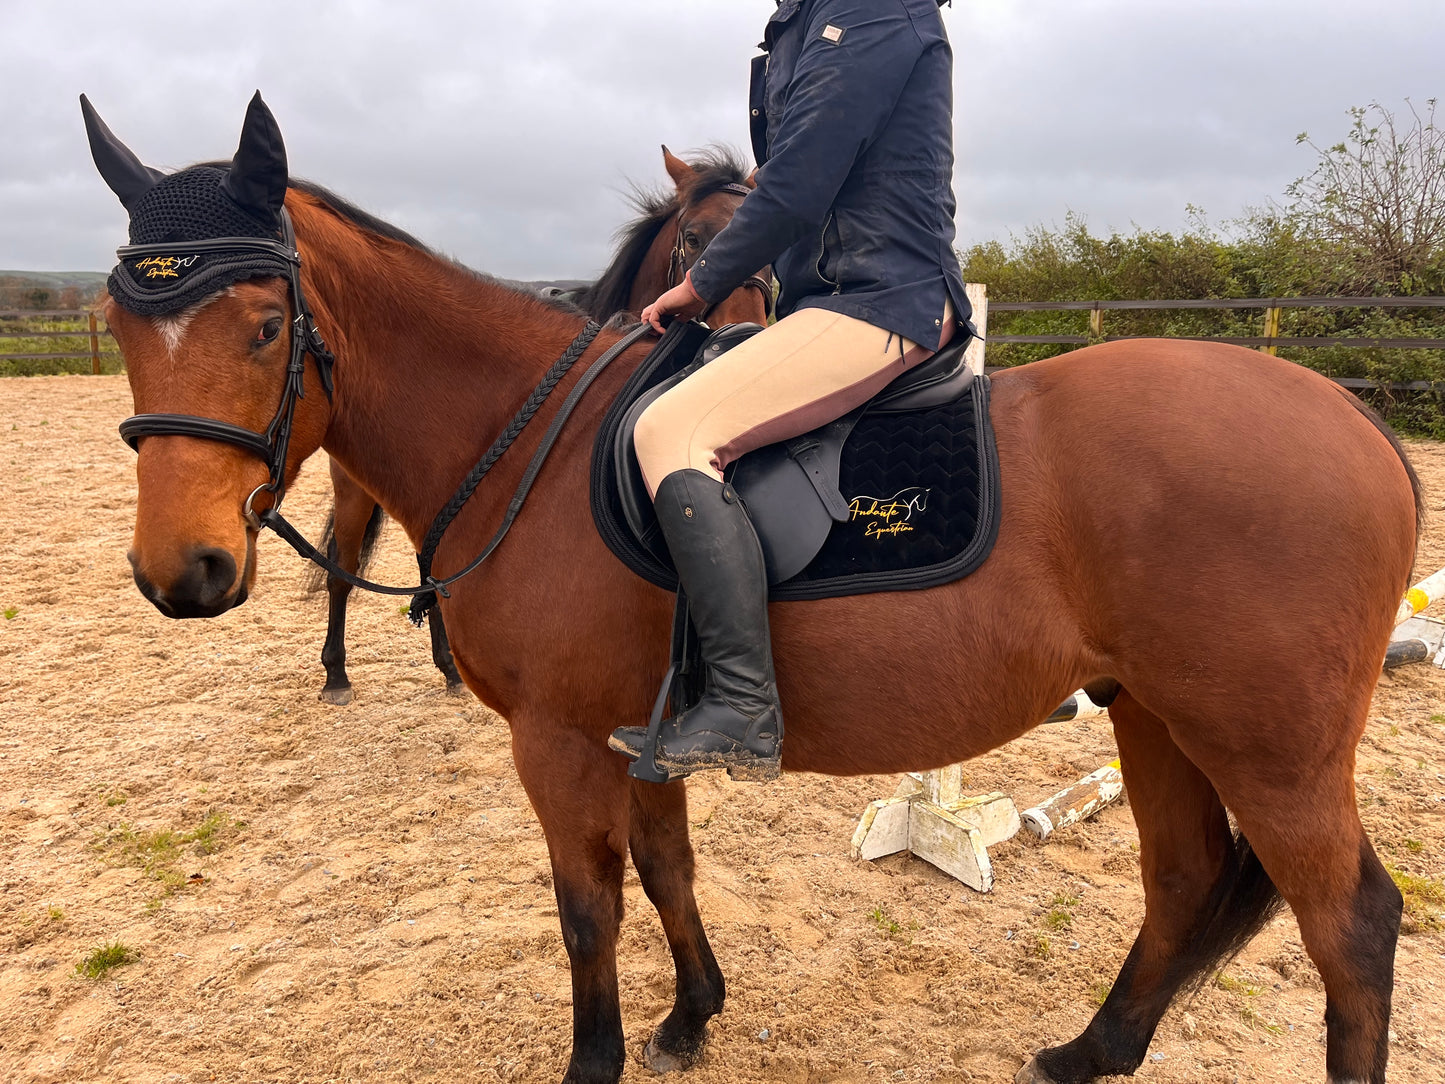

{"left": 312, "top": 145, "right": 769, "bottom": 703}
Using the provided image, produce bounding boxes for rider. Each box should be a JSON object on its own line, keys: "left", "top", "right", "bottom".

{"left": 609, "top": 0, "right": 970, "bottom": 782}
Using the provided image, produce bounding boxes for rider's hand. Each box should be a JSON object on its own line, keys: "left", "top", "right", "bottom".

{"left": 641, "top": 274, "right": 707, "bottom": 333}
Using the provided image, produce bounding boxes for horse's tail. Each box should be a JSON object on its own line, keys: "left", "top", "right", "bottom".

{"left": 1338, "top": 387, "right": 1426, "bottom": 542}
{"left": 1175, "top": 831, "right": 1286, "bottom": 994}
{"left": 303, "top": 502, "right": 387, "bottom": 594}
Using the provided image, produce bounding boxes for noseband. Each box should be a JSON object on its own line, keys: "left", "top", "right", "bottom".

{"left": 116, "top": 207, "right": 335, "bottom": 528}
{"left": 667, "top": 181, "right": 774, "bottom": 323}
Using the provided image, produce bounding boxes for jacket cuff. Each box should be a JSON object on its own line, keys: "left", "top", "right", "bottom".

{"left": 686, "top": 260, "right": 732, "bottom": 306}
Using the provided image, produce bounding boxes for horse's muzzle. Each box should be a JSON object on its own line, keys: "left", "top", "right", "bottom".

{"left": 129, "top": 545, "right": 246, "bottom": 618}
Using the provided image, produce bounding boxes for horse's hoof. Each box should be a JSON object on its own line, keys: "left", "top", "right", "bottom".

{"left": 1015, "top": 1058, "right": 1059, "bottom": 1084}
{"left": 318, "top": 686, "right": 353, "bottom": 706}
{"left": 642, "top": 1037, "right": 695, "bottom": 1074}
{"left": 444, "top": 680, "right": 468, "bottom": 698}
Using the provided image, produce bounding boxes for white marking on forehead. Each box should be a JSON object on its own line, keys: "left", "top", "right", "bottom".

{"left": 148, "top": 287, "right": 236, "bottom": 356}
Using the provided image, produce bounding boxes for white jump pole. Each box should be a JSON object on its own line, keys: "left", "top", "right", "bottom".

{"left": 1395, "top": 566, "right": 1445, "bottom": 626}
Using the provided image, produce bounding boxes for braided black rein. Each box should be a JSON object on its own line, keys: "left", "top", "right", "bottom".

{"left": 258, "top": 320, "right": 654, "bottom": 621}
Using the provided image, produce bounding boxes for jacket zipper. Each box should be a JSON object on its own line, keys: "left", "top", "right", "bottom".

{"left": 815, "top": 211, "right": 840, "bottom": 293}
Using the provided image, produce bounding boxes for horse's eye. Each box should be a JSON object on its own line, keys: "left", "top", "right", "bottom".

{"left": 255, "top": 317, "right": 283, "bottom": 346}
{"left": 685, "top": 233, "right": 701, "bottom": 250}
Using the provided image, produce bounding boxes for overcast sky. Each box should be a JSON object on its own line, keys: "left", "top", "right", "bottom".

{"left": 5, "top": 0, "right": 1442, "bottom": 279}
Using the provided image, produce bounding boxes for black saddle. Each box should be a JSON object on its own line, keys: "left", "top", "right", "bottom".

{"left": 589, "top": 319, "right": 1001, "bottom": 602}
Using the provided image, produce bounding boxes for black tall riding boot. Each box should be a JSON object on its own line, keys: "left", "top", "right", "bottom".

{"left": 608, "top": 469, "right": 783, "bottom": 781}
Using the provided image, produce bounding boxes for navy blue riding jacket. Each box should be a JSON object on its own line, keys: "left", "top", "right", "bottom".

{"left": 688, "top": 0, "right": 970, "bottom": 348}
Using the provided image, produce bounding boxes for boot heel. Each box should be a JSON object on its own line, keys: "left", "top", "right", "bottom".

{"left": 727, "top": 758, "right": 782, "bottom": 783}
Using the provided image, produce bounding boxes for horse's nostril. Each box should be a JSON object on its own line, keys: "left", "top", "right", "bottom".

{"left": 191, "top": 547, "right": 238, "bottom": 605}
{"left": 147, "top": 546, "right": 240, "bottom": 618}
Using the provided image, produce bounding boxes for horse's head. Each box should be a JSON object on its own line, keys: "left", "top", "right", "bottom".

{"left": 662, "top": 146, "right": 773, "bottom": 327}
{"left": 83, "top": 93, "right": 332, "bottom": 618}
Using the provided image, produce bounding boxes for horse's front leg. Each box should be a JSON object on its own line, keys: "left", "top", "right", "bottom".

{"left": 512, "top": 720, "right": 632, "bottom": 1084}
{"left": 628, "top": 777, "right": 726, "bottom": 1071}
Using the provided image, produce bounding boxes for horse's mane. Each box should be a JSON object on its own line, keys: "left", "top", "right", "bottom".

{"left": 573, "top": 145, "right": 752, "bottom": 320}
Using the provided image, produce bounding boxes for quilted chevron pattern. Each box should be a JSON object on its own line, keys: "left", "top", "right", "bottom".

{"left": 781, "top": 383, "right": 996, "bottom": 596}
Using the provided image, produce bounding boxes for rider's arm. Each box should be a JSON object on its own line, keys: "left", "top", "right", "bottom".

{"left": 688, "top": 0, "right": 925, "bottom": 304}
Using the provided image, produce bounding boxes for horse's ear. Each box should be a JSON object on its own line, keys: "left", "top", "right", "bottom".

{"left": 745, "top": 168, "right": 759, "bottom": 189}
{"left": 80, "top": 94, "right": 165, "bottom": 211}
{"left": 661, "top": 145, "right": 695, "bottom": 191}
{"left": 221, "top": 91, "right": 289, "bottom": 226}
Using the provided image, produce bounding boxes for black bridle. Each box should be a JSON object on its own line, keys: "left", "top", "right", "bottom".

{"left": 668, "top": 181, "right": 774, "bottom": 323}
{"left": 117, "top": 207, "right": 336, "bottom": 528}
{"left": 114, "top": 208, "right": 652, "bottom": 622}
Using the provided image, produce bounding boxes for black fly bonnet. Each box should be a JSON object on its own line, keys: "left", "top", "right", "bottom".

{"left": 108, "top": 165, "right": 294, "bottom": 317}
{"left": 82, "top": 91, "right": 334, "bottom": 522}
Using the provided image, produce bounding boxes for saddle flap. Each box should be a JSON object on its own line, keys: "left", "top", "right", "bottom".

{"left": 730, "top": 410, "right": 861, "bottom": 582}
{"left": 614, "top": 367, "right": 693, "bottom": 567}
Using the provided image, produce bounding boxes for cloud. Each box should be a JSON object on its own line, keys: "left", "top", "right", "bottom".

{"left": 7, "top": 0, "right": 1443, "bottom": 276}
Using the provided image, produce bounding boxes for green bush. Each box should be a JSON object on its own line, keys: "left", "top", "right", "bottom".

{"left": 960, "top": 101, "right": 1445, "bottom": 437}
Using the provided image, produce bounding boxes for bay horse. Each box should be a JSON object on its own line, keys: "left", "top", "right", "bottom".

{"left": 312, "top": 145, "right": 769, "bottom": 704}
{"left": 89, "top": 95, "right": 1421, "bottom": 1084}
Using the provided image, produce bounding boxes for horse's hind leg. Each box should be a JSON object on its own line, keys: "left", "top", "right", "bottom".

{"left": 1022, "top": 690, "right": 1284, "bottom": 1084}
{"left": 627, "top": 777, "right": 726, "bottom": 1071}
{"left": 1200, "top": 731, "right": 1400, "bottom": 1082}
{"left": 318, "top": 471, "right": 379, "bottom": 705}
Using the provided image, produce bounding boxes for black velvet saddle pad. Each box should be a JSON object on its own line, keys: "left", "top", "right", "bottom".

{"left": 588, "top": 320, "right": 1001, "bottom": 602}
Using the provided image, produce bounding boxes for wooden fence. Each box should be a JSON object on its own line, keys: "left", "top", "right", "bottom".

{"left": 4, "top": 296, "right": 1445, "bottom": 387}
{"left": 0, "top": 310, "right": 120, "bottom": 374}
{"left": 984, "top": 295, "right": 1445, "bottom": 391}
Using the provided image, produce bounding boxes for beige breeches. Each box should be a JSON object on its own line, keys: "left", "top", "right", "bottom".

{"left": 634, "top": 304, "right": 952, "bottom": 496}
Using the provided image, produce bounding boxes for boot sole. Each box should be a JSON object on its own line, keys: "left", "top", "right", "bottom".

{"left": 609, "top": 735, "right": 782, "bottom": 783}
{"left": 655, "top": 750, "right": 780, "bottom": 782}
{"left": 725, "top": 759, "right": 782, "bottom": 783}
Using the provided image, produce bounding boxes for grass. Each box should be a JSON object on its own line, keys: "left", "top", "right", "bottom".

{"left": 76, "top": 941, "right": 135, "bottom": 980}
{"left": 868, "top": 905, "right": 918, "bottom": 943}
{"left": 0, "top": 313, "right": 124, "bottom": 376}
{"left": 1032, "top": 934, "right": 1052, "bottom": 959}
{"left": 1215, "top": 971, "right": 1264, "bottom": 997}
{"left": 1090, "top": 980, "right": 1112, "bottom": 1006}
{"left": 1239, "top": 1004, "right": 1284, "bottom": 1034}
{"left": 1387, "top": 865, "right": 1445, "bottom": 931}
{"left": 1044, "top": 892, "right": 1079, "bottom": 931}
{"left": 1215, "top": 971, "right": 1283, "bottom": 1032}
{"left": 92, "top": 810, "right": 243, "bottom": 901}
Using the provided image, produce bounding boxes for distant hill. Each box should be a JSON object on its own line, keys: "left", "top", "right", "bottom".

{"left": 0, "top": 270, "right": 109, "bottom": 289}
{"left": 0, "top": 271, "right": 109, "bottom": 310}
